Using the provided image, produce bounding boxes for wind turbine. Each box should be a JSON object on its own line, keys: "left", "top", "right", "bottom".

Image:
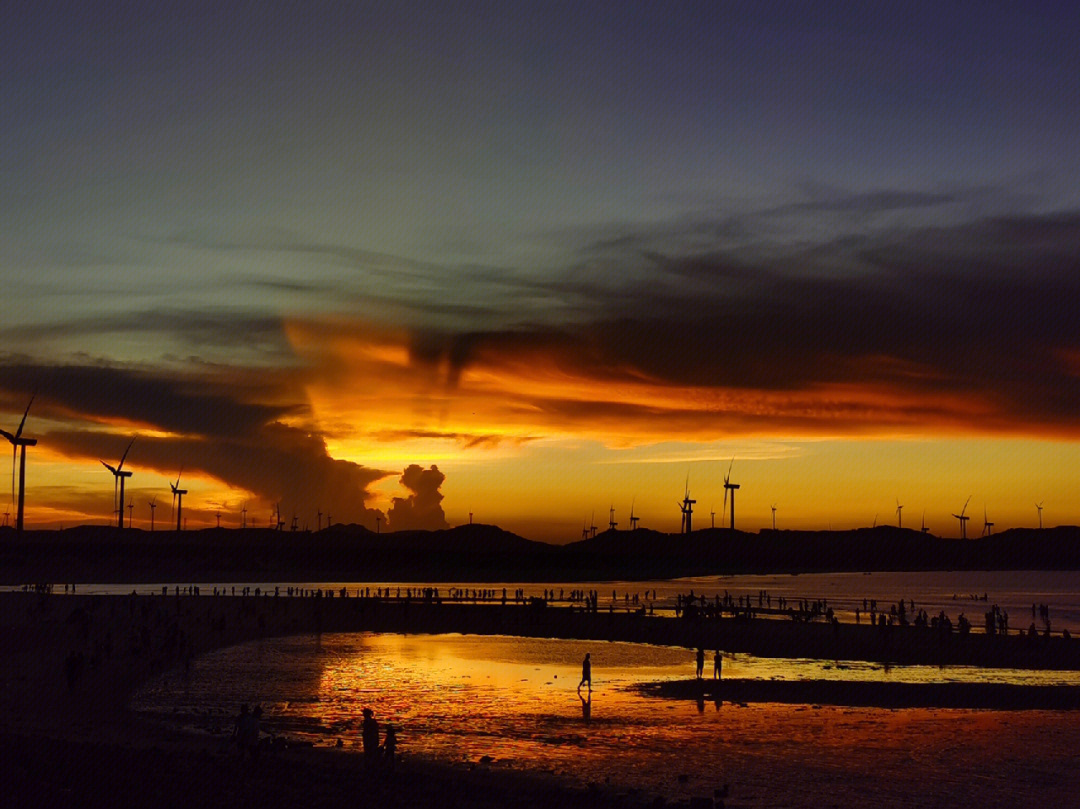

{"left": 101, "top": 437, "right": 135, "bottom": 529}
{"left": 241, "top": 502, "right": 248, "bottom": 530}
{"left": 895, "top": 499, "right": 903, "bottom": 529}
{"left": 170, "top": 470, "right": 188, "bottom": 532}
{"left": 710, "top": 506, "right": 715, "bottom": 529}
{"left": 629, "top": 498, "right": 640, "bottom": 530}
{"left": 581, "top": 518, "right": 590, "bottom": 540}
{"left": 920, "top": 511, "right": 929, "bottom": 533}
{"left": 771, "top": 504, "right": 777, "bottom": 531}
{"left": 722, "top": 458, "right": 739, "bottom": 530}
{"left": 608, "top": 505, "right": 617, "bottom": 531}
{"left": 982, "top": 507, "right": 994, "bottom": 537}
{"left": 317, "top": 508, "right": 323, "bottom": 532}
{"left": 127, "top": 499, "right": 134, "bottom": 528}
{"left": 952, "top": 496, "right": 972, "bottom": 539}
{"left": 678, "top": 477, "right": 695, "bottom": 534}
{"left": 589, "top": 511, "right": 598, "bottom": 539}
{"left": 1, "top": 396, "right": 37, "bottom": 534}
{"left": 148, "top": 496, "right": 157, "bottom": 532}
{"left": 1036, "top": 502, "right": 1044, "bottom": 530}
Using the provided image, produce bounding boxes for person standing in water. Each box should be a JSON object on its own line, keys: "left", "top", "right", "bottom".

{"left": 362, "top": 708, "right": 380, "bottom": 771}
{"left": 579, "top": 652, "right": 592, "bottom": 690}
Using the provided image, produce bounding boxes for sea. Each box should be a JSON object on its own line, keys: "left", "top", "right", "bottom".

{"left": 118, "top": 570, "right": 1080, "bottom": 806}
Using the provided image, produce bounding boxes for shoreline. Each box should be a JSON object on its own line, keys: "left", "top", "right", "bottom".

{"left": 4, "top": 590, "right": 1080, "bottom": 807}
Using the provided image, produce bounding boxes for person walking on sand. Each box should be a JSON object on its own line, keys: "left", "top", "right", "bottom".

{"left": 362, "top": 708, "right": 380, "bottom": 772}
{"left": 579, "top": 652, "right": 592, "bottom": 690}
{"left": 696, "top": 647, "right": 705, "bottom": 679}
{"left": 713, "top": 650, "right": 722, "bottom": 680}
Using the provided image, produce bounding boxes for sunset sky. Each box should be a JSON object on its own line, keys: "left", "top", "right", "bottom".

{"left": 3, "top": 2, "right": 1080, "bottom": 541}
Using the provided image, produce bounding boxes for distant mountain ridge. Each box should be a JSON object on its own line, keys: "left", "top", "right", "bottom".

{"left": 1, "top": 523, "right": 1078, "bottom": 583}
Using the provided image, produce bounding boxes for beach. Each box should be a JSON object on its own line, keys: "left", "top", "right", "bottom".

{"left": 4, "top": 590, "right": 1080, "bottom": 808}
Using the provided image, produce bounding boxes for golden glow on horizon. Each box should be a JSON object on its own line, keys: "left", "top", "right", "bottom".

{"left": 4, "top": 319, "right": 1080, "bottom": 539}
{"left": 6, "top": 435, "right": 1080, "bottom": 540}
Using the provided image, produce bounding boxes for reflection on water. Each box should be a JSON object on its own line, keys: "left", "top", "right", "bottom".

{"left": 133, "top": 633, "right": 1080, "bottom": 798}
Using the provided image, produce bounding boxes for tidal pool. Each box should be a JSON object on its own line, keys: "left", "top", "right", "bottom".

{"left": 132, "top": 633, "right": 1080, "bottom": 803}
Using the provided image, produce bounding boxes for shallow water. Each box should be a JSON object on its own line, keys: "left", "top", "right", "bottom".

{"left": 132, "top": 632, "right": 1080, "bottom": 802}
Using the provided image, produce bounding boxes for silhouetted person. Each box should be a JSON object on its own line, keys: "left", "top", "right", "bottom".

{"left": 233, "top": 703, "right": 248, "bottom": 753}
{"left": 383, "top": 723, "right": 397, "bottom": 771}
{"left": 713, "top": 650, "right": 722, "bottom": 680}
{"left": 235, "top": 703, "right": 260, "bottom": 759}
{"left": 696, "top": 647, "right": 705, "bottom": 679}
{"left": 579, "top": 652, "right": 592, "bottom": 690}
{"left": 362, "top": 708, "right": 380, "bottom": 771}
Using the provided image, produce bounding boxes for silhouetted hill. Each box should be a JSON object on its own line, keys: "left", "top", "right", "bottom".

{"left": 2, "top": 523, "right": 1079, "bottom": 582}
{"left": 563, "top": 525, "right": 1080, "bottom": 577}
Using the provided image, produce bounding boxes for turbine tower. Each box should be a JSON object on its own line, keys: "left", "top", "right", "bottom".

{"left": 1, "top": 397, "right": 37, "bottom": 534}
{"left": 921, "top": 511, "right": 929, "bottom": 533}
{"left": 589, "top": 511, "right": 598, "bottom": 539}
{"left": 581, "top": 518, "right": 590, "bottom": 540}
{"left": 1036, "top": 502, "right": 1044, "bottom": 530}
{"left": 148, "top": 496, "right": 157, "bottom": 532}
{"left": 608, "top": 505, "right": 617, "bottom": 531}
{"left": 127, "top": 499, "right": 134, "bottom": 528}
{"left": 629, "top": 498, "right": 640, "bottom": 530}
{"left": 722, "top": 458, "right": 739, "bottom": 530}
{"left": 895, "top": 499, "right": 903, "bottom": 529}
{"left": 952, "top": 496, "right": 972, "bottom": 539}
{"left": 771, "top": 504, "right": 777, "bottom": 531}
{"left": 101, "top": 437, "right": 135, "bottom": 530}
{"left": 679, "top": 477, "right": 696, "bottom": 534}
{"left": 982, "top": 507, "right": 994, "bottom": 537}
{"left": 241, "top": 502, "right": 248, "bottom": 530}
{"left": 170, "top": 470, "right": 188, "bottom": 532}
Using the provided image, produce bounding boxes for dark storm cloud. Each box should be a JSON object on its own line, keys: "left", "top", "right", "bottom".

{"left": 0, "top": 359, "right": 296, "bottom": 439}
{"left": 0, "top": 309, "right": 293, "bottom": 356}
{"left": 45, "top": 427, "right": 388, "bottom": 528}
{"left": 386, "top": 464, "right": 448, "bottom": 531}
{"left": 409, "top": 208, "right": 1080, "bottom": 436}
{"left": 0, "top": 358, "right": 391, "bottom": 525}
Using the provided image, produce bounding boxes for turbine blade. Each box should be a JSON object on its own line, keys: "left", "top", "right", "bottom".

{"left": 117, "top": 437, "right": 135, "bottom": 470}
{"left": 14, "top": 396, "right": 34, "bottom": 441}
{"left": 102, "top": 461, "right": 118, "bottom": 474}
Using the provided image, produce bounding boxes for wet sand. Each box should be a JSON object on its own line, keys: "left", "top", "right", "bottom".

{"left": 4, "top": 591, "right": 1080, "bottom": 808}
{"left": 641, "top": 678, "right": 1080, "bottom": 710}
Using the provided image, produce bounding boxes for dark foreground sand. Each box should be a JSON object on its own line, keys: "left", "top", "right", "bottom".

{"left": 4, "top": 591, "right": 1080, "bottom": 808}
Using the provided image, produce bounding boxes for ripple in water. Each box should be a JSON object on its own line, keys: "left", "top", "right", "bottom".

{"left": 131, "top": 633, "right": 1080, "bottom": 798}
